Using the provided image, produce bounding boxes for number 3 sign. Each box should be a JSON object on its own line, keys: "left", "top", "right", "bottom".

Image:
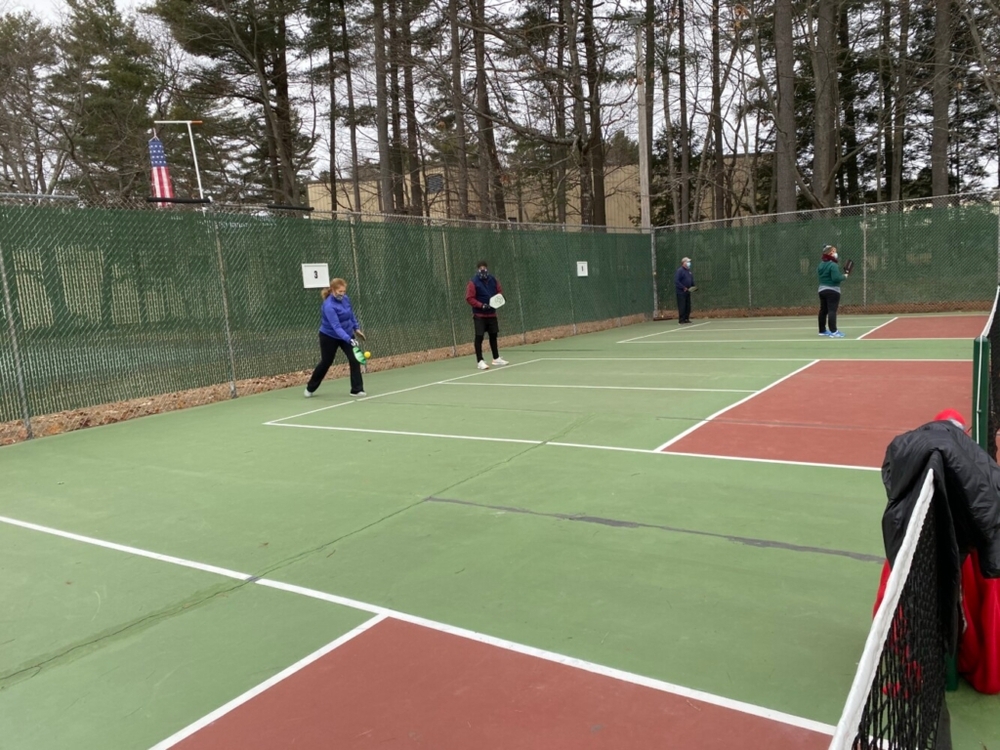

{"left": 301, "top": 264, "right": 330, "bottom": 289}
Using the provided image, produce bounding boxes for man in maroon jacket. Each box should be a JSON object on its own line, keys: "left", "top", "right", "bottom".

{"left": 465, "top": 260, "right": 509, "bottom": 370}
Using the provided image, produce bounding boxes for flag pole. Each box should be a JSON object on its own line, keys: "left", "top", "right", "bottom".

{"left": 153, "top": 119, "right": 205, "bottom": 200}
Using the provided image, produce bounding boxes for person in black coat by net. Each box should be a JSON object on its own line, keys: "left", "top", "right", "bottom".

{"left": 877, "top": 409, "right": 1000, "bottom": 749}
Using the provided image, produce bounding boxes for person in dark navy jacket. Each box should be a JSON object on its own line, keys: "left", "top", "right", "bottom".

{"left": 465, "top": 260, "right": 508, "bottom": 370}
{"left": 304, "top": 278, "right": 366, "bottom": 397}
{"left": 674, "top": 257, "right": 695, "bottom": 324}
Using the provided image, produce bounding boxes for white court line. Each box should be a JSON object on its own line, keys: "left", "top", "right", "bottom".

{"left": 855, "top": 317, "right": 899, "bottom": 340}
{"left": 654, "top": 360, "right": 821, "bottom": 452}
{"left": 267, "top": 359, "right": 542, "bottom": 424}
{"left": 150, "top": 614, "right": 389, "bottom": 749}
{"left": 623, "top": 338, "right": 969, "bottom": 344}
{"left": 266, "top": 422, "right": 880, "bottom": 471}
{"left": 0, "top": 515, "right": 251, "bottom": 581}
{"left": 659, "top": 326, "right": 871, "bottom": 333}
{"left": 658, "top": 450, "right": 880, "bottom": 473}
{"left": 442, "top": 382, "right": 756, "bottom": 394}
{"left": 616, "top": 321, "right": 710, "bottom": 343}
{"left": 538, "top": 357, "right": 970, "bottom": 362}
{"left": 267, "top": 422, "right": 545, "bottom": 446}
{"left": 0, "top": 514, "right": 835, "bottom": 741}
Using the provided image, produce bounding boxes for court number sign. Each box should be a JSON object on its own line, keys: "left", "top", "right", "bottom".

{"left": 577, "top": 261, "right": 589, "bottom": 277}
{"left": 301, "top": 263, "right": 330, "bottom": 289}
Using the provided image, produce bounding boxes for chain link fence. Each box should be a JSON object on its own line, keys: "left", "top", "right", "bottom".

{"left": 4, "top": 191, "right": 999, "bottom": 445}
{"left": 0, "top": 196, "right": 653, "bottom": 443}
{"left": 653, "top": 191, "right": 1000, "bottom": 318}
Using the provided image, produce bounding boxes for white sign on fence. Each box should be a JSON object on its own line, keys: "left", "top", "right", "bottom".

{"left": 576, "top": 261, "right": 589, "bottom": 277}
{"left": 301, "top": 263, "right": 330, "bottom": 289}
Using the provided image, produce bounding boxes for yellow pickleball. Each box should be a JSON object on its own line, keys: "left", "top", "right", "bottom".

{"left": 364, "top": 351, "right": 371, "bottom": 359}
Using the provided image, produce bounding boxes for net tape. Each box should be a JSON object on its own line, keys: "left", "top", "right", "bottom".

{"left": 829, "top": 469, "right": 947, "bottom": 750}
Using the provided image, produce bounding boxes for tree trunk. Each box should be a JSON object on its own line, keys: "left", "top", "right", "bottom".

{"left": 373, "top": 0, "right": 394, "bottom": 213}
{"left": 565, "top": 0, "right": 592, "bottom": 225}
{"left": 328, "top": 32, "right": 338, "bottom": 214}
{"left": 711, "top": 0, "right": 725, "bottom": 219}
{"left": 339, "top": 0, "right": 362, "bottom": 213}
{"left": 662, "top": 43, "right": 681, "bottom": 222}
{"left": 774, "top": 0, "right": 797, "bottom": 215}
{"left": 678, "top": 0, "right": 691, "bottom": 223}
{"left": 273, "top": 10, "right": 298, "bottom": 204}
{"left": 449, "top": 0, "right": 470, "bottom": 218}
{"left": 471, "top": 0, "right": 491, "bottom": 217}
{"left": 931, "top": 0, "right": 952, "bottom": 201}
{"left": 471, "top": 0, "right": 506, "bottom": 220}
{"left": 401, "top": 0, "right": 422, "bottom": 215}
{"left": 644, "top": 0, "right": 655, "bottom": 210}
{"left": 582, "top": 0, "right": 606, "bottom": 227}
{"left": 891, "top": 0, "right": 909, "bottom": 202}
{"left": 838, "top": 4, "right": 861, "bottom": 205}
{"left": 811, "top": 0, "right": 839, "bottom": 207}
{"left": 387, "top": 0, "right": 406, "bottom": 212}
{"left": 554, "top": 0, "right": 567, "bottom": 224}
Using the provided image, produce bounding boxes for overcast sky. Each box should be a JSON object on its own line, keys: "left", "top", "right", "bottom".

{"left": 5, "top": 0, "right": 138, "bottom": 21}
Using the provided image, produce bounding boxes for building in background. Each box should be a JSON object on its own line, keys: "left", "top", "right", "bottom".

{"left": 306, "top": 165, "right": 643, "bottom": 232}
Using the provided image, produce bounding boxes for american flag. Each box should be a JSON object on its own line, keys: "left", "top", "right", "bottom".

{"left": 148, "top": 136, "right": 175, "bottom": 202}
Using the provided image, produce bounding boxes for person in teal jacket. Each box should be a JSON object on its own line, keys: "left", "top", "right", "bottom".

{"left": 817, "top": 245, "right": 849, "bottom": 338}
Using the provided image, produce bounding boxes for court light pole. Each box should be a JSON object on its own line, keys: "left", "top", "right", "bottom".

{"left": 153, "top": 120, "right": 205, "bottom": 200}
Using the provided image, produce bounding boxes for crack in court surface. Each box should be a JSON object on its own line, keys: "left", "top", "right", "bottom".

{"left": 424, "top": 496, "right": 884, "bottom": 563}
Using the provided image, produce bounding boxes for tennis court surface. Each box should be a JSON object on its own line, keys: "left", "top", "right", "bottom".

{"left": 2, "top": 314, "right": 998, "bottom": 748}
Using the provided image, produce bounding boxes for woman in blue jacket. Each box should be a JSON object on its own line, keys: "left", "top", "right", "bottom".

{"left": 305, "top": 278, "right": 366, "bottom": 397}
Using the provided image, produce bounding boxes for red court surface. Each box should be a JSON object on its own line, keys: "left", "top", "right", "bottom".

{"left": 170, "top": 617, "right": 830, "bottom": 750}
{"left": 663, "top": 360, "right": 971, "bottom": 469}
{"left": 863, "top": 315, "right": 986, "bottom": 340}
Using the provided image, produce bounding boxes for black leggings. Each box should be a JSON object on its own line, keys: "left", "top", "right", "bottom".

{"left": 306, "top": 333, "right": 364, "bottom": 394}
{"left": 818, "top": 290, "right": 841, "bottom": 333}
{"left": 474, "top": 316, "right": 500, "bottom": 361}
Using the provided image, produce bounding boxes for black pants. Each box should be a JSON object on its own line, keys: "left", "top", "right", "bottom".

{"left": 818, "top": 289, "right": 841, "bottom": 333}
{"left": 474, "top": 316, "right": 500, "bottom": 361}
{"left": 306, "top": 333, "right": 364, "bottom": 394}
{"left": 676, "top": 292, "right": 692, "bottom": 323}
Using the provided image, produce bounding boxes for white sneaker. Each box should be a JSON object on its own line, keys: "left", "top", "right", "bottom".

{"left": 351, "top": 391, "right": 367, "bottom": 397}
{"left": 477, "top": 361, "right": 489, "bottom": 370}
{"left": 304, "top": 388, "right": 313, "bottom": 398}
{"left": 492, "top": 358, "right": 508, "bottom": 366}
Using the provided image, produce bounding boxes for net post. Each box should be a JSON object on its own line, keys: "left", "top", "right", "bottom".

{"left": 0, "top": 237, "right": 32, "bottom": 439}
{"left": 973, "top": 335, "right": 990, "bottom": 449}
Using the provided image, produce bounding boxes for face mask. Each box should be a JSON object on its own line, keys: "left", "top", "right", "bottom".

{"left": 333, "top": 292, "right": 345, "bottom": 300}
{"left": 831, "top": 253, "right": 838, "bottom": 261}
{"left": 684, "top": 261, "right": 691, "bottom": 269}
{"left": 478, "top": 269, "right": 489, "bottom": 280}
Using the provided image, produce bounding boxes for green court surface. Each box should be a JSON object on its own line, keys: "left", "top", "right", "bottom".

{"left": 1, "top": 315, "right": 997, "bottom": 748}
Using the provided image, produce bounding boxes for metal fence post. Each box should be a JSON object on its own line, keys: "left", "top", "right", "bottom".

{"left": 441, "top": 227, "right": 459, "bottom": 356}
{"left": 650, "top": 228, "right": 659, "bottom": 319}
{"left": 211, "top": 216, "right": 238, "bottom": 398}
{"left": 0, "top": 241, "right": 33, "bottom": 438}
{"left": 565, "top": 234, "right": 577, "bottom": 334}
{"left": 746, "top": 225, "right": 753, "bottom": 311}
{"left": 862, "top": 204, "right": 869, "bottom": 310}
{"left": 995, "top": 190, "right": 1000, "bottom": 284}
